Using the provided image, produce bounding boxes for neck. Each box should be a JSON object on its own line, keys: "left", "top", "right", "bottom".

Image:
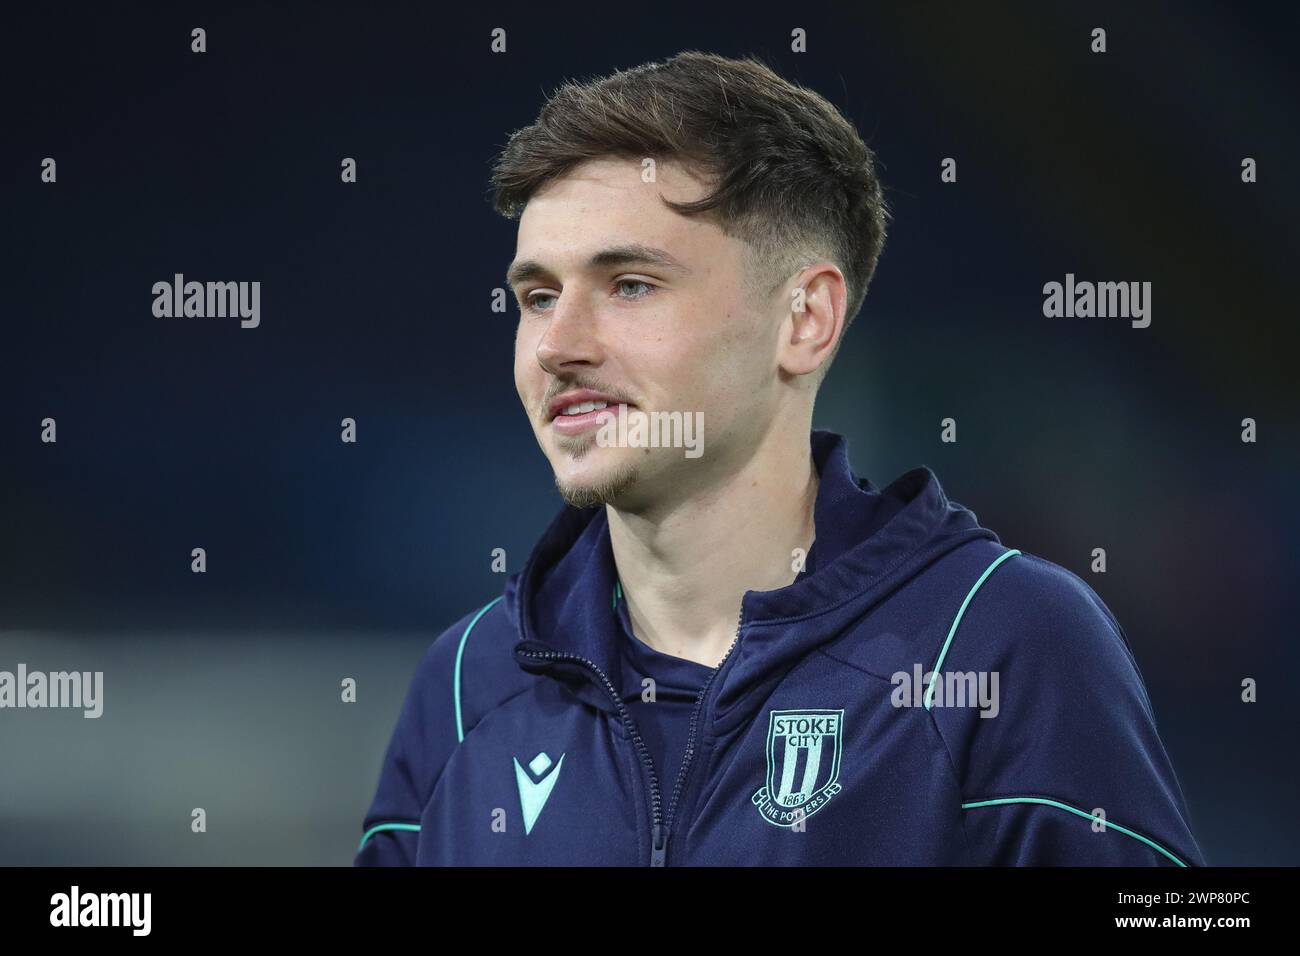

{"left": 605, "top": 421, "right": 819, "bottom": 668}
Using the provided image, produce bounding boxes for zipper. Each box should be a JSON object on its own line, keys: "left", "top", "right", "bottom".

{"left": 517, "top": 601, "right": 745, "bottom": 867}
{"left": 656, "top": 602, "right": 745, "bottom": 865}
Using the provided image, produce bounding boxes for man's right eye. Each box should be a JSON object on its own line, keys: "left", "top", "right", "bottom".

{"left": 524, "top": 291, "right": 557, "bottom": 313}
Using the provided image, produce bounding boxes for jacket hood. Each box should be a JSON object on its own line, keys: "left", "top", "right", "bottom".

{"left": 506, "top": 429, "right": 999, "bottom": 726}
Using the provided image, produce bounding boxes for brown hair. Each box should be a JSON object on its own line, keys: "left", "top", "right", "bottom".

{"left": 490, "top": 50, "right": 891, "bottom": 350}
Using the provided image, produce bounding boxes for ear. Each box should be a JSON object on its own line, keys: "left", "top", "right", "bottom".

{"left": 778, "top": 262, "right": 847, "bottom": 378}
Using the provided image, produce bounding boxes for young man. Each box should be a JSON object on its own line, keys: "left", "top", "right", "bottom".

{"left": 355, "top": 52, "right": 1203, "bottom": 866}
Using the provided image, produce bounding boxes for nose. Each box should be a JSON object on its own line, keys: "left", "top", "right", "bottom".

{"left": 535, "top": 287, "right": 603, "bottom": 376}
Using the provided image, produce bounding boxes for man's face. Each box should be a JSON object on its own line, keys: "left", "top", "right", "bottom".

{"left": 510, "top": 157, "right": 779, "bottom": 511}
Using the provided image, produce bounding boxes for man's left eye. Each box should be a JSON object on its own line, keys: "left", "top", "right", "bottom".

{"left": 615, "top": 279, "right": 655, "bottom": 299}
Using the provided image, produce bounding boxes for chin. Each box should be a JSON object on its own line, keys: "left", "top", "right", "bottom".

{"left": 552, "top": 452, "right": 641, "bottom": 509}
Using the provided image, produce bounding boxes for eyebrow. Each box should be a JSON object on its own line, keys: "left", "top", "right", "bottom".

{"left": 505, "top": 243, "right": 691, "bottom": 287}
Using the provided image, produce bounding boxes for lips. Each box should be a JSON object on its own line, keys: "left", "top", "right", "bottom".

{"left": 550, "top": 404, "right": 625, "bottom": 437}
{"left": 546, "top": 389, "right": 636, "bottom": 438}
{"left": 546, "top": 389, "right": 634, "bottom": 422}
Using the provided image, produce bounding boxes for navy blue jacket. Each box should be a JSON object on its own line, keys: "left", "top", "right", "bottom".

{"left": 356, "top": 430, "right": 1204, "bottom": 866}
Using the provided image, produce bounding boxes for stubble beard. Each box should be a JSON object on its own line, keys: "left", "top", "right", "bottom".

{"left": 552, "top": 439, "right": 643, "bottom": 509}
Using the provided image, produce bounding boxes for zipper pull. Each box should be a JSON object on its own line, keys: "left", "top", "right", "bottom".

{"left": 651, "top": 824, "right": 670, "bottom": 867}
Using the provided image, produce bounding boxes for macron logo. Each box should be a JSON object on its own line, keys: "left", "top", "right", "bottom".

{"left": 513, "top": 751, "right": 565, "bottom": 835}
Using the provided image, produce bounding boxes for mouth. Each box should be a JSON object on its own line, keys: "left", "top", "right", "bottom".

{"left": 547, "top": 390, "right": 636, "bottom": 437}
{"left": 548, "top": 400, "right": 634, "bottom": 437}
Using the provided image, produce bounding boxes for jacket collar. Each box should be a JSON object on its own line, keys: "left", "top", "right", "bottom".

{"left": 506, "top": 429, "right": 997, "bottom": 719}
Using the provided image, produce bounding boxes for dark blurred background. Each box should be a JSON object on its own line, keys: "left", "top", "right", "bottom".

{"left": 2, "top": 1, "right": 1296, "bottom": 865}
